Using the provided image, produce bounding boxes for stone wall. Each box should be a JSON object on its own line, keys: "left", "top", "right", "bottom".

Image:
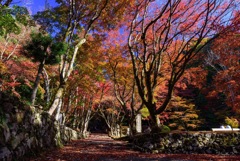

{"left": 0, "top": 92, "right": 82, "bottom": 161}
{"left": 132, "top": 131, "right": 240, "bottom": 155}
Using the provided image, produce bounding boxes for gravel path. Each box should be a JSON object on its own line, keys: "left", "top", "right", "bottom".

{"left": 28, "top": 133, "right": 240, "bottom": 161}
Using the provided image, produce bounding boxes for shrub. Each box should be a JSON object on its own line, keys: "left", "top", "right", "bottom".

{"left": 160, "top": 125, "right": 171, "bottom": 133}
{"left": 225, "top": 117, "right": 239, "bottom": 128}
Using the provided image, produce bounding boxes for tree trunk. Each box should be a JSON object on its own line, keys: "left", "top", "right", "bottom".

{"left": 147, "top": 103, "right": 158, "bottom": 128}
{"left": 77, "top": 109, "right": 91, "bottom": 137}
{"left": 48, "top": 87, "right": 64, "bottom": 115}
{"left": 135, "top": 113, "right": 142, "bottom": 133}
{"left": 31, "top": 59, "right": 45, "bottom": 105}
{"left": 42, "top": 67, "right": 50, "bottom": 104}
{"left": 148, "top": 107, "right": 162, "bottom": 133}
{"left": 55, "top": 98, "right": 63, "bottom": 121}
{"left": 128, "top": 119, "right": 136, "bottom": 136}
{"left": 48, "top": 39, "right": 86, "bottom": 116}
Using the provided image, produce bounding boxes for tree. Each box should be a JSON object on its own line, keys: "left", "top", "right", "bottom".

{"left": 24, "top": 32, "right": 67, "bottom": 105}
{"left": 34, "top": 0, "right": 132, "bottom": 117}
{"left": 97, "top": 95, "right": 125, "bottom": 137}
{"left": 61, "top": 39, "right": 107, "bottom": 135}
{"left": 204, "top": 30, "right": 240, "bottom": 114}
{"left": 0, "top": 0, "right": 12, "bottom": 7}
{"left": 161, "top": 95, "right": 203, "bottom": 131}
{"left": 0, "top": 6, "right": 33, "bottom": 61}
{"left": 104, "top": 29, "right": 143, "bottom": 135}
{"left": 0, "top": 5, "right": 36, "bottom": 99}
{"left": 127, "top": 0, "right": 239, "bottom": 127}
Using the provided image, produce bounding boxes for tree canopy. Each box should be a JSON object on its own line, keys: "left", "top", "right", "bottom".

{"left": 1, "top": 0, "right": 240, "bottom": 134}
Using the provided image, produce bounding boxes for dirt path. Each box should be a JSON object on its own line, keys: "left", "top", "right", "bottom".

{"left": 28, "top": 133, "right": 240, "bottom": 161}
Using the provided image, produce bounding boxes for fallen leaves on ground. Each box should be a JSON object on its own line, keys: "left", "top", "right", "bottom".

{"left": 27, "top": 133, "right": 240, "bottom": 161}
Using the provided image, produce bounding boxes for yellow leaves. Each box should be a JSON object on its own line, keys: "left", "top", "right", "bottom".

{"left": 225, "top": 117, "right": 239, "bottom": 128}
{"left": 174, "top": 111, "right": 184, "bottom": 115}
{"left": 169, "top": 115, "right": 179, "bottom": 120}
{"left": 168, "top": 123, "right": 177, "bottom": 128}
{"left": 185, "top": 113, "right": 198, "bottom": 119}
{"left": 106, "top": 107, "right": 117, "bottom": 114}
{"left": 0, "top": 61, "right": 7, "bottom": 74}
{"left": 98, "top": 61, "right": 107, "bottom": 67}
{"left": 186, "top": 124, "right": 197, "bottom": 129}
{"left": 140, "top": 107, "right": 150, "bottom": 119}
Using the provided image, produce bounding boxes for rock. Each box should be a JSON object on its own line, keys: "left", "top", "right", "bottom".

{"left": 143, "top": 142, "right": 154, "bottom": 150}
{"left": 202, "top": 139, "right": 209, "bottom": 145}
{"left": 152, "top": 150, "right": 159, "bottom": 153}
{"left": 10, "top": 133, "right": 26, "bottom": 149}
{"left": 233, "top": 147, "right": 238, "bottom": 154}
{"left": 16, "top": 111, "right": 25, "bottom": 123}
{"left": 171, "top": 142, "right": 179, "bottom": 149}
{"left": 0, "top": 121, "right": 10, "bottom": 143}
{"left": 177, "top": 140, "right": 183, "bottom": 146}
{"left": 212, "top": 142, "right": 220, "bottom": 149}
{"left": 198, "top": 137, "right": 203, "bottom": 142}
{"left": 4, "top": 128, "right": 11, "bottom": 143}
{"left": 33, "top": 113, "right": 42, "bottom": 126}
{"left": 206, "top": 149, "right": 212, "bottom": 154}
{"left": 132, "top": 132, "right": 240, "bottom": 155}
{"left": 197, "top": 141, "right": 204, "bottom": 147}
{"left": 26, "top": 137, "right": 37, "bottom": 149}
{"left": 205, "top": 133, "right": 211, "bottom": 139}
{"left": 162, "top": 138, "right": 170, "bottom": 146}
{"left": 0, "top": 92, "right": 82, "bottom": 159}
{"left": 14, "top": 143, "right": 27, "bottom": 158}
{"left": 188, "top": 145, "right": 193, "bottom": 151}
{"left": 0, "top": 147, "right": 11, "bottom": 160}
{"left": 158, "top": 143, "right": 165, "bottom": 150}
{"left": 2, "top": 102, "right": 14, "bottom": 113}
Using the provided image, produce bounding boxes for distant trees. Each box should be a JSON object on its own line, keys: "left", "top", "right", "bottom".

{"left": 61, "top": 39, "right": 109, "bottom": 136}
{"left": 0, "top": 5, "right": 34, "bottom": 98}
{"left": 205, "top": 30, "right": 240, "bottom": 114}
{"left": 103, "top": 29, "right": 143, "bottom": 135}
{"left": 0, "top": 6, "right": 32, "bottom": 61}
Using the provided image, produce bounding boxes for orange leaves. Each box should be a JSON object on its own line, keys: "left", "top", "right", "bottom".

{"left": 1, "top": 81, "right": 20, "bottom": 91}
{"left": 0, "top": 73, "right": 21, "bottom": 98}
{"left": 227, "top": 80, "right": 237, "bottom": 86}
{"left": 206, "top": 30, "right": 240, "bottom": 113}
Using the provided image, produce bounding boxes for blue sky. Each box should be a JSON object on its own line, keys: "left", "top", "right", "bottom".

{"left": 13, "top": 0, "right": 57, "bottom": 15}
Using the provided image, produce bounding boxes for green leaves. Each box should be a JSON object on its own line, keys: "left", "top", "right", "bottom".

{"left": 47, "top": 41, "right": 68, "bottom": 64}
{"left": 25, "top": 32, "right": 67, "bottom": 64}
{"left": 0, "top": 6, "right": 31, "bottom": 37}
{"left": 0, "top": 6, "right": 20, "bottom": 36}
{"left": 25, "top": 33, "right": 52, "bottom": 61}
{"left": 11, "top": 6, "right": 31, "bottom": 26}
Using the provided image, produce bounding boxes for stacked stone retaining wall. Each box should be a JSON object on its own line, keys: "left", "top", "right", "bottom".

{"left": 132, "top": 131, "right": 240, "bottom": 155}
{"left": 0, "top": 92, "right": 82, "bottom": 161}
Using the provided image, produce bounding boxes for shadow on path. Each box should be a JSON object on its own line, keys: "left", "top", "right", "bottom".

{"left": 28, "top": 133, "right": 240, "bottom": 161}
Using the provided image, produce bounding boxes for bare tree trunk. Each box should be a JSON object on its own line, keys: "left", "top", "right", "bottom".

{"left": 48, "top": 39, "right": 86, "bottom": 116}
{"left": 55, "top": 98, "right": 63, "bottom": 121}
{"left": 82, "top": 109, "right": 91, "bottom": 137}
{"left": 129, "top": 120, "right": 136, "bottom": 136}
{"left": 48, "top": 87, "right": 64, "bottom": 115}
{"left": 31, "top": 59, "right": 45, "bottom": 105}
{"left": 42, "top": 67, "right": 50, "bottom": 104}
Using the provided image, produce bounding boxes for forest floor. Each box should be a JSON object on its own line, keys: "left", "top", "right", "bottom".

{"left": 27, "top": 133, "right": 240, "bottom": 161}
